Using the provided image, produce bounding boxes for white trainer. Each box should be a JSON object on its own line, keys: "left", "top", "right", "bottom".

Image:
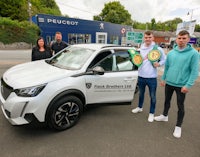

{"left": 148, "top": 113, "right": 154, "bottom": 122}
{"left": 173, "top": 126, "right": 182, "bottom": 138}
{"left": 131, "top": 107, "right": 143, "bottom": 113}
{"left": 154, "top": 114, "right": 168, "bottom": 122}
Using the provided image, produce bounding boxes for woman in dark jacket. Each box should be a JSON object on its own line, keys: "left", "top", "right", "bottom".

{"left": 32, "top": 37, "right": 52, "bottom": 61}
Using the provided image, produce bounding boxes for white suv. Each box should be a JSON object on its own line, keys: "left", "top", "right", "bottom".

{"left": 0, "top": 44, "right": 138, "bottom": 130}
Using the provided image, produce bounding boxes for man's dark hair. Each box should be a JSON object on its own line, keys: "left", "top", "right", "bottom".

{"left": 144, "top": 31, "right": 153, "bottom": 35}
{"left": 178, "top": 30, "right": 190, "bottom": 37}
{"left": 55, "top": 31, "right": 62, "bottom": 35}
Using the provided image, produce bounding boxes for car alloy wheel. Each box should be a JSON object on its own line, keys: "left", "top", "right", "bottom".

{"left": 47, "top": 96, "right": 83, "bottom": 131}
{"left": 55, "top": 102, "right": 79, "bottom": 127}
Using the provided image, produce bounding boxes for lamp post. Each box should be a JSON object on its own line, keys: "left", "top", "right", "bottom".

{"left": 190, "top": 9, "right": 193, "bottom": 21}
{"left": 188, "top": 8, "right": 200, "bottom": 21}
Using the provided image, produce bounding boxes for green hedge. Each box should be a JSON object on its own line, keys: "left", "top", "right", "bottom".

{"left": 0, "top": 17, "right": 40, "bottom": 44}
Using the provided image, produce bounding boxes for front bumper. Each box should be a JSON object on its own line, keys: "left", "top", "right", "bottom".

{"left": 0, "top": 91, "right": 32, "bottom": 125}
{"left": 0, "top": 78, "right": 62, "bottom": 126}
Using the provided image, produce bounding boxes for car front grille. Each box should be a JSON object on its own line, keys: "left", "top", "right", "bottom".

{"left": 1, "top": 78, "right": 13, "bottom": 100}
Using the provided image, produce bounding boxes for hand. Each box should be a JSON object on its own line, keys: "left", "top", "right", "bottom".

{"left": 181, "top": 86, "right": 189, "bottom": 93}
{"left": 160, "top": 80, "right": 165, "bottom": 86}
{"left": 153, "top": 62, "right": 160, "bottom": 68}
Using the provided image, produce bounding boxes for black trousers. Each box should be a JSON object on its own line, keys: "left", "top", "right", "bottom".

{"left": 163, "top": 84, "right": 186, "bottom": 127}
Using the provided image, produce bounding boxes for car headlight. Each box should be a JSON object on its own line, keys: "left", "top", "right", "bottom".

{"left": 14, "top": 84, "right": 47, "bottom": 97}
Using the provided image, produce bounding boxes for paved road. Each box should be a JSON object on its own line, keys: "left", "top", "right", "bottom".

{"left": 0, "top": 50, "right": 200, "bottom": 157}
{"left": 0, "top": 49, "right": 31, "bottom": 74}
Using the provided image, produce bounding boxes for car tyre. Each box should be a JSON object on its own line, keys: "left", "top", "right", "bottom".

{"left": 47, "top": 96, "right": 83, "bottom": 131}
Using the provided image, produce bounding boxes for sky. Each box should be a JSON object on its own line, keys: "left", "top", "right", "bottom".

{"left": 55, "top": 0, "right": 200, "bottom": 24}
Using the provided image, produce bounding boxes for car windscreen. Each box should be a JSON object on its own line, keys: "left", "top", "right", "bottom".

{"left": 48, "top": 46, "right": 95, "bottom": 70}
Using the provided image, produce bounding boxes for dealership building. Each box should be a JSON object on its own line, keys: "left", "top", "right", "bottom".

{"left": 32, "top": 14, "right": 133, "bottom": 45}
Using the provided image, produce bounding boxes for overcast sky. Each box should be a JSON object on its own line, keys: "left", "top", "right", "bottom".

{"left": 55, "top": 0, "right": 200, "bottom": 24}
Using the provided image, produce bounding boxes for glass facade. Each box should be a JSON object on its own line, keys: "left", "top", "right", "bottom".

{"left": 68, "top": 34, "right": 91, "bottom": 44}
{"left": 110, "top": 35, "right": 119, "bottom": 44}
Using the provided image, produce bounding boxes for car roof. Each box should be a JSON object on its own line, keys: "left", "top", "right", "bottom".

{"left": 71, "top": 44, "right": 133, "bottom": 51}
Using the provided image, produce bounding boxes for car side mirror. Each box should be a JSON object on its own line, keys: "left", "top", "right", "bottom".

{"left": 92, "top": 66, "right": 105, "bottom": 75}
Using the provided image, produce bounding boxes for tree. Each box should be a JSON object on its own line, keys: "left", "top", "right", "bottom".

{"left": 163, "top": 18, "right": 183, "bottom": 31}
{"left": 0, "top": 0, "right": 61, "bottom": 21}
{"left": 0, "top": 0, "right": 28, "bottom": 21}
{"left": 41, "top": 0, "right": 57, "bottom": 8}
{"left": 195, "top": 24, "right": 200, "bottom": 32}
{"left": 32, "top": 0, "right": 61, "bottom": 16}
{"left": 151, "top": 18, "right": 156, "bottom": 30}
{"left": 132, "top": 21, "right": 147, "bottom": 30}
{"left": 93, "top": 1, "right": 133, "bottom": 25}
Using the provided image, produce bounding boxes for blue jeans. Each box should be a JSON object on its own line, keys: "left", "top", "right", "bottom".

{"left": 138, "top": 77, "right": 157, "bottom": 114}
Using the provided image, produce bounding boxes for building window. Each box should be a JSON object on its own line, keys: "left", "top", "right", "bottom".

{"left": 96, "top": 32, "right": 107, "bottom": 44}
{"left": 46, "top": 36, "right": 51, "bottom": 45}
{"left": 110, "top": 35, "right": 119, "bottom": 44}
{"left": 98, "top": 35, "right": 106, "bottom": 43}
{"left": 68, "top": 34, "right": 91, "bottom": 44}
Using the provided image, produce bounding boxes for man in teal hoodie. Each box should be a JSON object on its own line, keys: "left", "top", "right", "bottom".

{"left": 154, "top": 30, "right": 199, "bottom": 138}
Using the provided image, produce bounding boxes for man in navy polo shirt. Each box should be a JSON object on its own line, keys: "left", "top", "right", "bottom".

{"left": 51, "top": 31, "right": 68, "bottom": 55}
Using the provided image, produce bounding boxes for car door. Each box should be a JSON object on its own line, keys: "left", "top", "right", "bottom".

{"left": 85, "top": 49, "right": 138, "bottom": 104}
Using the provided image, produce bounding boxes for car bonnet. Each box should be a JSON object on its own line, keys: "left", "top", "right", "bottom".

{"left": 2, "top": 60, "right": 76, "bottom": 89}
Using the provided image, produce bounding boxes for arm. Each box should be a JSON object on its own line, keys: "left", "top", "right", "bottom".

{"left": 184, "top": 52, "right": 199, "bottom": 89}
{"left": 31, "top": 47, "right": 36, "bottom": 61}
{"left": 50, "top": 41, "right": 54, "bottom": 52}
{"left": 181, "top": 87, "right": 189, "bottom": 93}
{"left": 63, "top": 41, "right": 69, "bottom": 48}
{"left": 152, "top": 47, "right": 166, "bottom": 68}
{"left": 161, "top": 54, "right": 169, "bottom": 81}
{"left": 158, "top": 47, "right": 166, "bottom": 66}
{"left": 47, "top": 47, "right": 53, "bottom": 58}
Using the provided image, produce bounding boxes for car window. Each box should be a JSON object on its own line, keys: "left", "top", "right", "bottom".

{"left": 49, "top": 46, "right": 94, "bottom": 70}
{"left": 95, "top": 49, "right": 138, "bottom": 72}
{"left": 87, "top": 50, "right": 112, "bottom": 69}
{"left": 96, "top": 54, "right": 113, "bottom": 71}
{"left": 115, "top": 50, "right": 138, "bottom": 71}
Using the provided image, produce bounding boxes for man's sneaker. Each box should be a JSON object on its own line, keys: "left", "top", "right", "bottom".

{"left": 131, "top": 107, "right": 143, "bottom": 113}
{"left": 173, "top": 126, "right": 182, "bottom": 138}
{"left": 148, "top": 113, "right": 154, "bottom": 122}
{"left": 154, "top": 114, "right": 168, "bottom": 122}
